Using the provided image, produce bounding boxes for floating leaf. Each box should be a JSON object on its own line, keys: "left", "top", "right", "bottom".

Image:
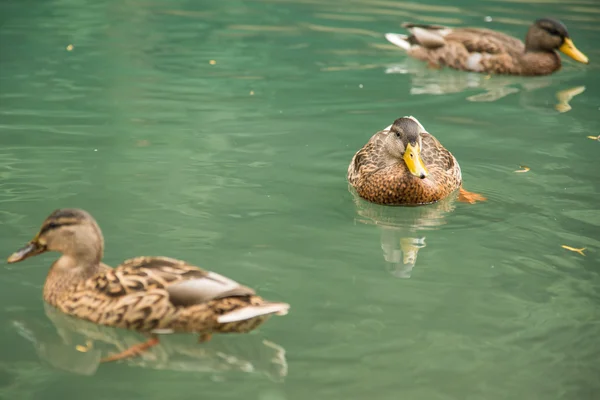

{"left": 514, "top": 165, "right": 530, "bottom": 173}
{"left": 561, "top": 245, "right": 586, "bottom": 256}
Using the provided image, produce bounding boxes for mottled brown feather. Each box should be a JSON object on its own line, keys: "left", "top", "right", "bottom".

{"left": 45, "top": 256, "right": 282, "bottom": 334}
{"left": 408, "top": 31, "right": 525, "bottom": 74}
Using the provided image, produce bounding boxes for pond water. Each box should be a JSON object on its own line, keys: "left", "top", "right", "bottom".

{"left": 1, "top": 0, "right": 599, "bottom": 399}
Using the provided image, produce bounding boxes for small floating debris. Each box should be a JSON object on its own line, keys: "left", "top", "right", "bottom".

{"left": 136, "top": 140, "right": 150, "bottom": 147}
{"left": 66, "top": 44, "right": 74, "bottom": 51}
{"left": 514, "top": 165, "right": 530, "bottom": 173}
{"left": 249, "top": 90, "right": 254, "bottom": 95}
{"left": 561, "top": 245, "right": 586, "bottom": 256}
{"left": 484, "top": 16, "right": 493, "bottom": 22}
{"left": 209, "top": 59, "right": 216, "bottom": 65}
{"left": 75, "top": 340, "right": 94, "bottom": 353}
{"left": 586, "top": 135, "right": 599, "bottom": 141}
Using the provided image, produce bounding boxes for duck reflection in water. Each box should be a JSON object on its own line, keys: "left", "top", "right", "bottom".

{"left": 10, "top": 304, "right": 288, "bottom": 381}
{"left": 385, "top": 60, "right": 586, "bottom": 112}
{"left": 351, "top": 190, "right": 457, "bottom": 278}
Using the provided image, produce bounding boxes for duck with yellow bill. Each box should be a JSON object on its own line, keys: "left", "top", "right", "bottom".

{"left": 385, "top": 18, "right": 589, "bottom": 76}
{"left": 347, "top": 116, "right": 485, "bottom": 206}
{"left": 7, "top": 209, "right": 289, "bottom": 363}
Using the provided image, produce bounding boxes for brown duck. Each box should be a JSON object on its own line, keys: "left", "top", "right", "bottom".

{"left": 348, "top": 116, "right": 485, "bottom": 206}
{"left": 7, "top": 209, "right": 289, "bottom": 362}
{"left": 385, "top": 18, "right": 589, "bottom": 75}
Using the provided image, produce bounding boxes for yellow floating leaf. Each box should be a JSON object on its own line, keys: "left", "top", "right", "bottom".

{"left": 209, "top": 60, "right": 216, "bottom": 65}
{"left": 587, "top": 135, "right": 599, "bottom": 141}
{"left": 66, "top": 44, "right": 74, "bottom": 51}
{"left": 514, "top": 165, "right": 530, "bottom": 173}
{"left": 561, "top": 245, "right": 586, "bottom": 256}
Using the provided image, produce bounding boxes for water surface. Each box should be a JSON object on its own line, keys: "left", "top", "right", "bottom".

{"left": 1, "top": 0, "right": 599, "bottom": 399}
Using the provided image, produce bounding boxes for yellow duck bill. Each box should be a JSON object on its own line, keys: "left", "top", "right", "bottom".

{"left": 7, "top": 241, "right": 46, "bottom": 263}
{"left": 559, "top": 38, "right": 589, "bottom": 64}
{"left": 403, "top": 143, "right": 428, "bottom": 179}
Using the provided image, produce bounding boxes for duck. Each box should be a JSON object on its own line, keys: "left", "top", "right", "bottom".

{"left": 7, "top": 208, "right": 289, "bottom": 362}
{"left": 347, "top": 116, "right": 485, "bottom": 205}
{"left": 384, "top": 18, "right": 589, "bottom": 75}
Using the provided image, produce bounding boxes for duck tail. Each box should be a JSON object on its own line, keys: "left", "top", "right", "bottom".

{"left": 384, "top": 33, "right": 413, "bottom": 51}
{"left": 217, "top": 302, "right": 290, "bottom": 323}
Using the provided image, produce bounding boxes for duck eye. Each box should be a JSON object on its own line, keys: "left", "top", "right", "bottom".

{"left": 46, "top": 222, "right": 59, "bottom": 230}
{"left": 395, "top": 131, "right": 401, "bottom": 138}
{"left": 547, "top": 28, "right": 560, "bottom": 36}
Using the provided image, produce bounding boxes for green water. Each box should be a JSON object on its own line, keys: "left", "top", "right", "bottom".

{"left": 1, "top": 0, "right": 599, "bottom": 398}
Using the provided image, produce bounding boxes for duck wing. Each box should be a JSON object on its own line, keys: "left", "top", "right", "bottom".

{"left": 421, "top": 132, "right": 462, "bottom": 184}
{"left": 443, "top": 27, "right": 524, "bottom": 55}
{"left": 388, "top": 23, "right": 524, "bottom": 55}
{"left": 88, "top": 256, "right": 255, "bottom": 306}
{"left": 347, "top": 128, "right": 390, "bottom": 185}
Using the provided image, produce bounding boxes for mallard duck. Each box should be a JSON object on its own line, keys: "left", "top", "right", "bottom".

{"left": 7, "top": 209, "right": 289, "bottom": 362}
{"left": 385, "top": 18, "right": 589, "bottom": 75}
{"left": 348, "top": 116, "right": 485, "bottom": 205}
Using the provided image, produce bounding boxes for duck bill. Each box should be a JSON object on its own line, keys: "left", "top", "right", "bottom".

{"left": 7, "top": 241, "right": 46, "bottom": 263}
{"left": 559, "top": 38, "right": 589, "bottom": 64}
{"left": 403, "top": 143, "right": 428, "bottom": 179}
